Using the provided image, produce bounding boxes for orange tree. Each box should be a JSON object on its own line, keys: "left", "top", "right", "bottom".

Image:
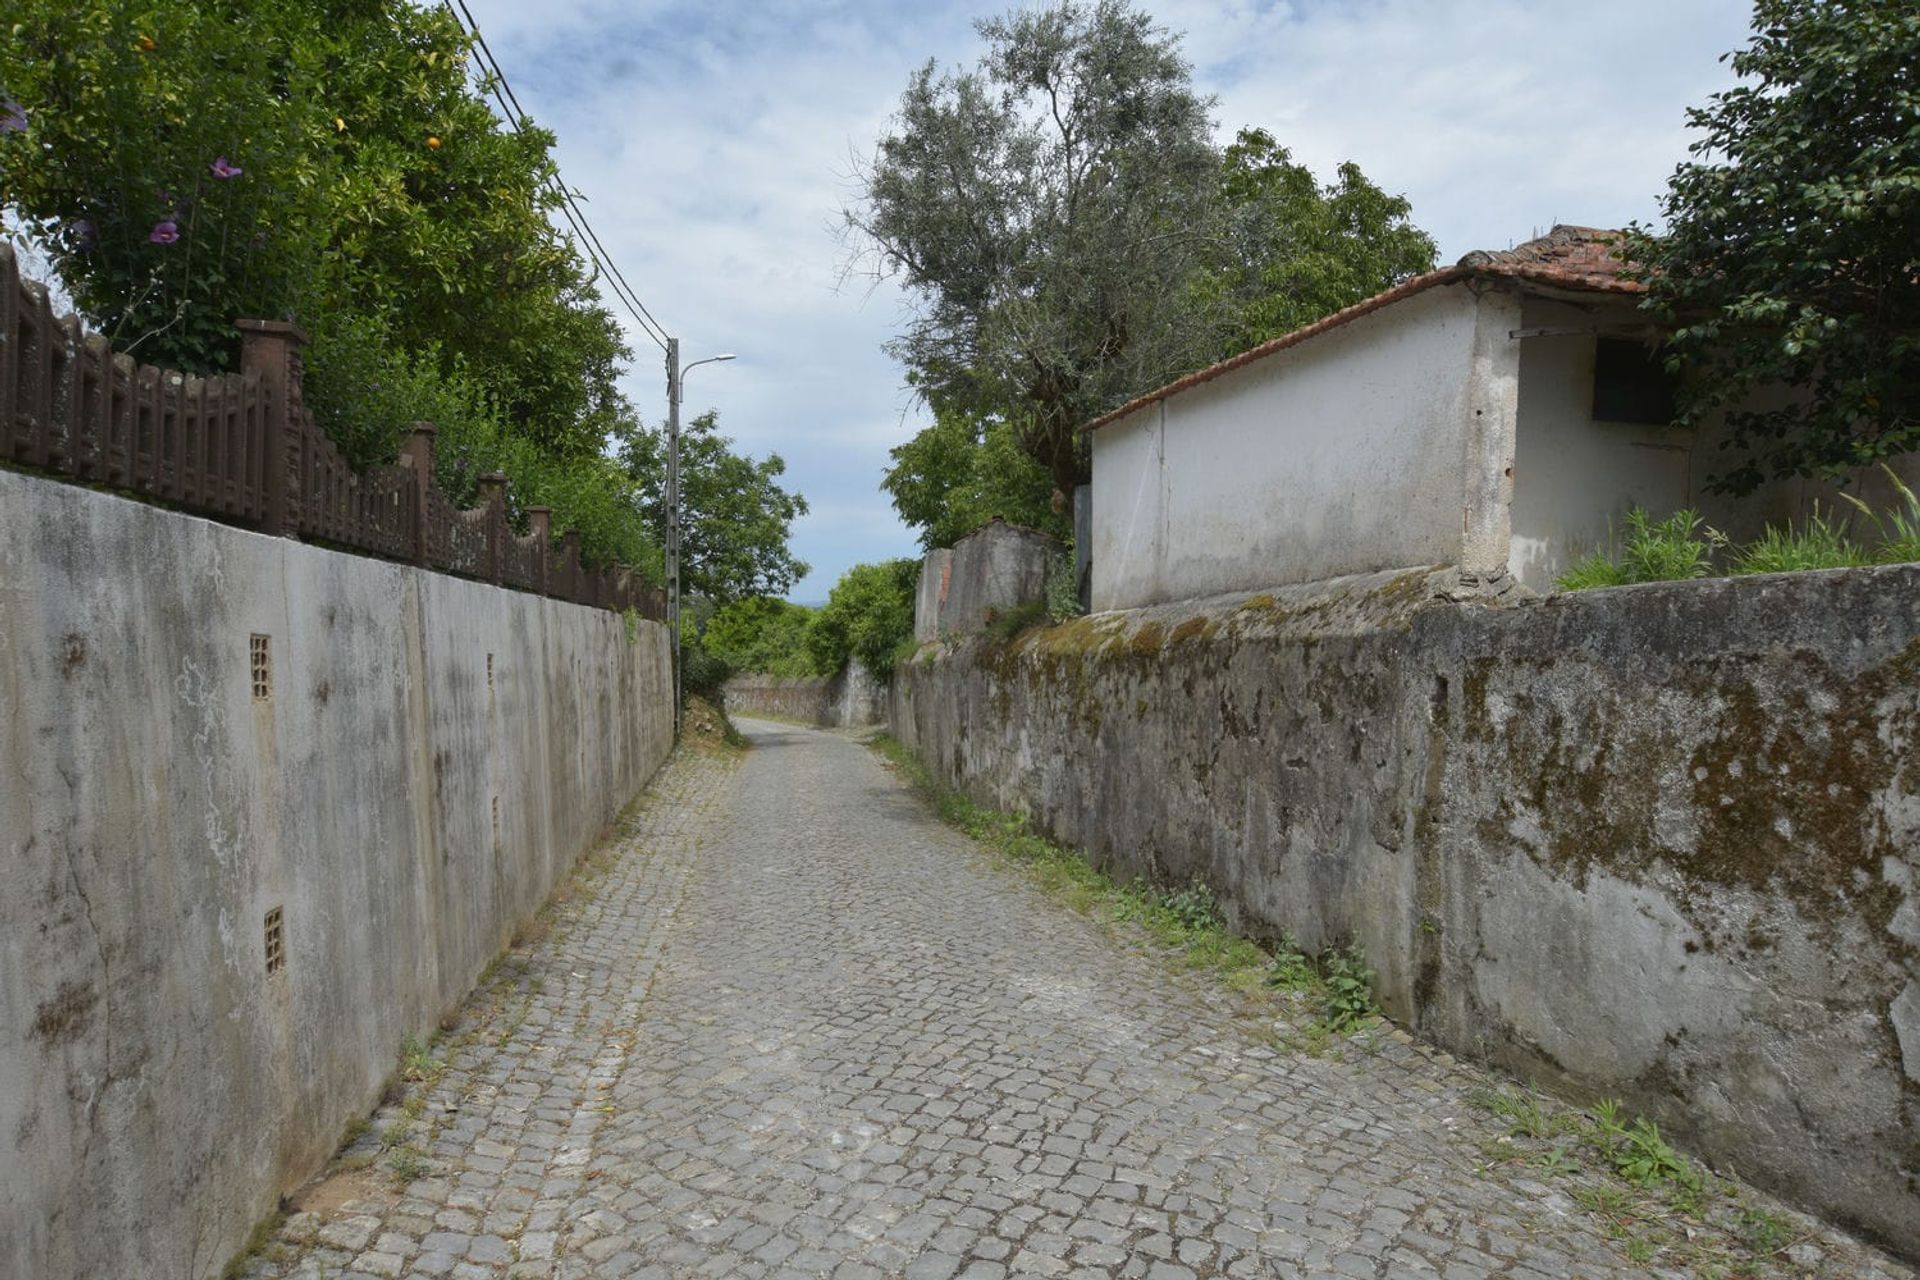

{"left": 0, "top": 0, "right": 650, "bottom": 563}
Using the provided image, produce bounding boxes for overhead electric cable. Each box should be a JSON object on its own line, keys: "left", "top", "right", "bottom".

{"left": 441, "top": 0, "right": 673, "bottom": 353}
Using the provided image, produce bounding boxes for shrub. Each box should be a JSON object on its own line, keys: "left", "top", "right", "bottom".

{"left": 806, "top": 559, "right": 919, "bottom": 677}
{"left": 1556, "top": 507, "right": 1715, "bottom": 591}
{"left": 1730, "top": 503, "right": 1866, "bottom": 575}
{"left": 1842, "top": 465, "right": 1920, "bottom": 565}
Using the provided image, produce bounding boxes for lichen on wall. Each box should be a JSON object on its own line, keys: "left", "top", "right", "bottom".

{"left": 891, "top": 563, "right": 1920, "bottom": 1257}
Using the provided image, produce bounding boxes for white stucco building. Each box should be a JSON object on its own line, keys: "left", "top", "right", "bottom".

{"left": 1086, "top": 225, "right": 1905, "bottom": 609}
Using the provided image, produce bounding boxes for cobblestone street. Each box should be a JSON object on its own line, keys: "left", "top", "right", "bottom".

{"left": 250, "top": 720, "right": 1910, "bottom": 1280}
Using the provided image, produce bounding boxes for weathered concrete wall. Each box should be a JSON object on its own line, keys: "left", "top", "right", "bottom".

{"left": 1089, "top": 283, "right": 1519, "bottom": 610}
{"left": 913, "top": 520, "right": 1058, "bottom": 643}
{"left": 723, "top": 660, "right": 885, "bottom": 728}
{"left": 891, "top": 566, "right": 1920, "bottom": 1255}
{"left": 0, "top": 467, "right": 674, "bottom": 1280}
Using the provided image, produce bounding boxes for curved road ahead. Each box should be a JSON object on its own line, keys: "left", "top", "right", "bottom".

{"left": 249, "top": 719, "right": 1906, "bottom": 1280}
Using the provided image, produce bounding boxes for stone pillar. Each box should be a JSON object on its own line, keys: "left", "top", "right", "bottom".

{"left": 236, "top": 319, "right": 309, "bottom": 538}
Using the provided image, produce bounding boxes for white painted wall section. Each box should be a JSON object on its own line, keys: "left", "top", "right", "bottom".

{"left": 1091, "top": 283, "right": 1512, "bottom": 610}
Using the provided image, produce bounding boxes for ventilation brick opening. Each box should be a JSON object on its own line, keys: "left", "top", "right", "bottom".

{"left": 250, "top": 634, "right": 272, "bottom": 701}
{"left": 264, "top": 906, "right": 285, "bottom": 976}
{"left": 492, "top": 796, "right": 501, "bottom": 851}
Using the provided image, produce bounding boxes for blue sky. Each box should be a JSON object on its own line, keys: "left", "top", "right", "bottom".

{"left": 464, "top": 0, "right": 1756, "bottom": 602}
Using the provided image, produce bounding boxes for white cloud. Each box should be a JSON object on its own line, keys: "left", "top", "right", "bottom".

{"left": 464, "top": 0, "right": 1752, "bottom": 599}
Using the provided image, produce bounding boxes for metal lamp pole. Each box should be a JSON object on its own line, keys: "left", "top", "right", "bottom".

{"left": 664, "top": 340, "right": 735, "bottom": 736}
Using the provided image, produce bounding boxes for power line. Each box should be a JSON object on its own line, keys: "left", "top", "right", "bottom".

{"left": 441, "top": 0, "right": 673, "bottom": 353}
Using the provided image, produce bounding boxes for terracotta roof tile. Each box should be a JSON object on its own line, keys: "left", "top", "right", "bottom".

{"left": 1084, "top": 225, "right": 1642, "bottom": 433}
{"left": 1455, "top": 224, "right": 1639, "bottom": 295}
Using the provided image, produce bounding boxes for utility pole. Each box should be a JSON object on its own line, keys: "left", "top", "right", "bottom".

{"left": 665, "top": 338, "right": 683, "bottom": 736}
{"left": 663, "top": 343, "right": 734, "bottom": 740}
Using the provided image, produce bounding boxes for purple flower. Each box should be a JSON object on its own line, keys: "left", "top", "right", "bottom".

{"left": 209, "top": 156, "right": 242, "bottom": 179}
{"left": 149, "top": 220, "right": 180, "bottom": 245}
{"left": 0, "top": 99, "right": 26, "bottom": 134}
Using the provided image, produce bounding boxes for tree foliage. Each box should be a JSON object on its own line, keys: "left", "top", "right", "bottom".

{"left": 0, "top": 0, "right": 629, "bottom": 458}
{"left": 621, "top": 410, "right": 811, "bottom": 604}
{"left": 848, "top": 1, "right": 1437, "bottom": 514}
{"left": 805, "top": 559, "right": 920, "bottom": 677}
{"left": 1205, "top": 127, "right": 1436, "bottom": 356}
{"left": 847, "top": 0, "right": 1222, "bottom": 499}
{"left": 703, "top": 597, "right": 824, "bottom": 678}
{"left": 882, "top": 406, "right": 1065, "bottom": 550}
{"left": 1623, "top": 0, "right": 1920, "bottom": 492}
{"left": 0, "top": 0, "right": 678, "bottom": 572}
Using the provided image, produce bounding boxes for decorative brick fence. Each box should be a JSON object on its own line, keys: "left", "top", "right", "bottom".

{"left": 0, "top": 244, "right": 662, "bottom": 617}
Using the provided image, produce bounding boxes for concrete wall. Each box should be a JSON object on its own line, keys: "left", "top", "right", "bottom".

{"left": 891, "top": 567, "right": 1920, "bottom": 1256}
{"left": 722, "top": 661, "right": 885, "bottom": 728}
{"left": 1088, "top": 283, "right": 1520, "bottom": 611}
{"left": 913, "top": 520, "right": 1058, "bottom": 643}
{"left": 0, "top": 468, "right": 674, "bottom": 1280}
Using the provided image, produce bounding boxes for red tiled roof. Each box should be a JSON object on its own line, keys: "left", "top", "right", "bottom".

{"left": 1084, "top": 225, "right": 1641, "bottom": 433}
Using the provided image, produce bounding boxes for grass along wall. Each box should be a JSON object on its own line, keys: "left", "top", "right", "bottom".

{"left": 889, "top": 566, "right": 1920, "bottom": 1257}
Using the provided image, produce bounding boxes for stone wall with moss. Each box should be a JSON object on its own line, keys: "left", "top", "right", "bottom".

{"left": 889, "top": 565, "right": 1920, "bottom": 1256}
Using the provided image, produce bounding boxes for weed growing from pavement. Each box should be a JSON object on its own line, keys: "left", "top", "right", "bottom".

{"left": 1469, "top": 1084, "right": 1827, "bottom": 1277}
{"left": 874, "top": 733, "right": 1854, "bottom": 1280}
{"left": 869, "top": 733, "right": 1382, "bottom": 1050}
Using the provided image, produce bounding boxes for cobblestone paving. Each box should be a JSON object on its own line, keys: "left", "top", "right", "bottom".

{"left": 252, "top": 722, "right": 1910, "bottom": 1280}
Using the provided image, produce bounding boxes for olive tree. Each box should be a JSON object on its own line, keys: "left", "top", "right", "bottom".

{"left": 846, "top": 1, "right": 1223, "bottom": 503}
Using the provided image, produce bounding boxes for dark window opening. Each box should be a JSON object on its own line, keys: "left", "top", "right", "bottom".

{"left": 1592, "top": 338, "right": 1677, "bottom": 426}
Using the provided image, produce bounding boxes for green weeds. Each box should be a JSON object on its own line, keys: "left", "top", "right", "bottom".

{"left": 870, "top": 733, "right": 1381, "bottom": 1048}
{"left": 1561, "top": 482, "right": 1920, "bottom": 591}
{"left": 1470, "top": 1088, "right": 1814, "bottom": 1275}
{"left": 1321, "top": 948, "right": 1379, "bottom": 1031}
{"left": 1730, "top": 503, "right": 1866, "bottom": 575}
{"left": 983, "top": 599, "right": 1047, "bottom": 643}
{"left": 1841, "top": 464, "right": 1920, "bottom": 564}
{"left": 1557, "top": 508, "right": 1715, "bottom": 590}
{"left": 386, "top": 1146, "right": 429, "bottom": 1183}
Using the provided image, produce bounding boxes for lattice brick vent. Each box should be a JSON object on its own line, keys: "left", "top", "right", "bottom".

{"left": 492, "top": 796, "right": 501, "bottom": 850}
{"left": 264, "top": 906, "right": 286, "bottom": 975}
{"left": 250, "top": 634, "right": 271, "bottom": 701}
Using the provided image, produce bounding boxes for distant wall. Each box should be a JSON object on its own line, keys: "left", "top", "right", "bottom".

{"left": 724, "top": 661, "right": 884, "bottom": 728}
{"left": 0, "top": 468, "right": 674, "bottom": 1280}
{"left": 1088, "top": 283, "right": 1517, "bottom": 611}
{"left": 913, "top": 520, "right": 1058, "bottom": 643}
{"left": 892, "top": 567, "right": 1920, "bottom": 1256}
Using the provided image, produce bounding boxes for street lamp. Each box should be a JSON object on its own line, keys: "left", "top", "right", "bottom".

{"left": 665, "top": 338, "right": 736, "bottom": 735}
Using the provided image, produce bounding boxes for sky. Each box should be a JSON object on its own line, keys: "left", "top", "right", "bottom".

{"left": 462, "top": 0, "right": 1757, "bottom": 603}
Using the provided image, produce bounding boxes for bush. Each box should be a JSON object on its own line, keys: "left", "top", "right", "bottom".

{"left": 703, "top": 597, "right": 823, "bottom": 677}
{"left": 1730, "top": 503, "right": 1867, "bottom": 575}
{"left": 1556, "top": 508, "right": 1715, "bottom": 591}
{"left": 806, "top": 559, "right": 919, "bottom": 677}
{"left": 304, "top": 314, "right": 661, "bottom": 578}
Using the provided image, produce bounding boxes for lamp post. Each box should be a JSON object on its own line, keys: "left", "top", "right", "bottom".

{"left": 664, "top": 338, "right": 736, "bottom": 735}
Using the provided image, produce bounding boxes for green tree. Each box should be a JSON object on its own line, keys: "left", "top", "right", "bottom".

{"left": 704, "top": 597, "right": 823, "bottom": 677}
{"left": 0, "top": 0, "right": 659, "bottom": 572}
{"left": 882, "top": 406, "right": 1065, "bottom": 550}
{"left": 846, "top": 0, "right": 1223, "bottom": 501}
{"left": 621, "top": 410, "right": 810, "bottom": 603}
{"left": 1207, "top": 127, "right": 1437, "bottom": 355}
{"left": 806, "top": 560, "right": 920, "bottom": 677}
{"left": 1622, "top": 0, "right": 1920, "bottom": 492}
{"left": 0, "top": 0, "right": 632, "bottom": 459}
